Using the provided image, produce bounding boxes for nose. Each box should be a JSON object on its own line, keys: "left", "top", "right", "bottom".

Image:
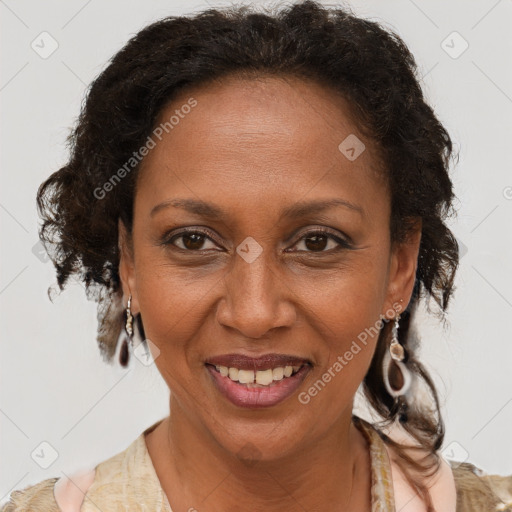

{"left": 216, "top": 251, "right": 296, "bottom": 339}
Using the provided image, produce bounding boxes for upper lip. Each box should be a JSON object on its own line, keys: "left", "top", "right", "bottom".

{"left": 205, "top": 353, "right": 312, "bottom": 371}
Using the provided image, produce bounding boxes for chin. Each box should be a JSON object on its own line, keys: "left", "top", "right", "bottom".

{"left": 209, "top": 418, "right": 308, "bottom": 465}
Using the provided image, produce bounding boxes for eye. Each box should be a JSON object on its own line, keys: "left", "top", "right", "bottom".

{"left": 288, "top": 229, "right": 351, "bottom": 253}
{"left": 161, "top": 227, "right": 352, "bottom": 253}
{"left": 164, "top": 229, "right": 221, "bottom": 252}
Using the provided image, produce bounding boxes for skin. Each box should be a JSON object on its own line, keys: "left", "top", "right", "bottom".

{"left": 118, "top": 74, "right": 422, "bottom": 512}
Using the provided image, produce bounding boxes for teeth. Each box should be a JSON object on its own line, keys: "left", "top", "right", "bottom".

{"left": 255, "top": 369, "right": 273, "bottom": 385}
{"left": 213, "top": 364, "right": 305, "bottom": 386}
{"left": 238, "top": 369, "right": 254, "bottom": 384}
{"left": 272, "top": 367, "right": 284, "bottom": 380}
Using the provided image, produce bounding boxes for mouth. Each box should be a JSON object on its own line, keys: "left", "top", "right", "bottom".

{"left": 204, "top": 354, "right": 312, "bottom": 408}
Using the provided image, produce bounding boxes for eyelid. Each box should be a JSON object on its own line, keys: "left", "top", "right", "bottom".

{"left": 285, "top": 227, "right": 352, "bottom": 251}
{"left": 160, "top": 225, "right": 352, "bottom": 252}
{"left": 160, "top": 226, "right": 222, "bottom": 249}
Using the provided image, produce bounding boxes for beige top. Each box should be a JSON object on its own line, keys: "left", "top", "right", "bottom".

{"left": 1, "top": 416, "right": 511, "bottom": 511}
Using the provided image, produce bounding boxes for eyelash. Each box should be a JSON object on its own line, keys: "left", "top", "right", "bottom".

{"left": 160, "top": 227, "right": 352, "bottom": 254}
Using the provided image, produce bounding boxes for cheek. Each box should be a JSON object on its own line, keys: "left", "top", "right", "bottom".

{"left": 297, "top": 300, "right": 382, "bottom": 416}
{"left": 133, "top": 245, "right": 214, "bottom": 330}
{"left": 133, "top": 262, "right": 188, "bottom": 353}
{"left": 298, "top": 253, "right": 388, "bottom": 387}
{"left": 301, "top": 248, "right": 389, "bottom": 330}
{"left": 132, "top": 253, "right": 223, "bottom": 383}
{"left": 315, "top": 297, "right": 382, "bottom": 380}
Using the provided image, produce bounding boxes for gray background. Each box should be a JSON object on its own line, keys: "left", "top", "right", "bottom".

{"left": 1, "top": 0, "right": 511, "bottom": 503}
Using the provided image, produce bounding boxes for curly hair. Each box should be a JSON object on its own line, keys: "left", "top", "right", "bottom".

{"left": 36, "top": 1, "right": 459, "bottom": 509}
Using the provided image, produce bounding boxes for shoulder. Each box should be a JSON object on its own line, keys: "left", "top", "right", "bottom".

{"left": 0, "top": 477, "right": 60, "bottom": 512}
{"left": 384, "top": 436, "right": 512, "bottom": 512}
{"left": 1, "top": 420, "right": 167, "bottom": 512}
{"left": 354, "top": 416, "right": 458, "bottom": 511}
{"left": 384, "top": 443, "right": 458, "bottom": 512}
{"left": 450, "top": 461, "right": 512, "bottom": 511}
{"left": 83, "top": 428, "right": 168, "bottom": 509}
{"left": 0, "top": 438, "right": 138, "bottom": 512}
{"left": 0, "top": 469, "right": 97, "bottom": 512}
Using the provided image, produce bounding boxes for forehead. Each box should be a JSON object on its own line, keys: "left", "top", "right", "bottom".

{"left": 150, "top": 74, "right": 379, "bottom": 160}
{"left": 135, "top": 75, "right": 387, "bottom": 216}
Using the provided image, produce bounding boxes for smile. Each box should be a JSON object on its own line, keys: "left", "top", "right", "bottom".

{"left": 205, "top": 362, "right": 311, "bottom": 408}
{"left": 212, "top": 364, "right": 303, "bottom": 385}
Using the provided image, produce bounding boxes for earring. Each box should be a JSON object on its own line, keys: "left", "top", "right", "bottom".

{"left": 383, "top": 312, "right": 412, "bottom": 400}
{"left": 119, "top": 294, "right": 134, "bottom": 367}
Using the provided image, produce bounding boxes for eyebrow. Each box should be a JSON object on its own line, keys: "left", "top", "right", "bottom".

{"left": 150, "top": 197, "right": 364, "bottom": 220}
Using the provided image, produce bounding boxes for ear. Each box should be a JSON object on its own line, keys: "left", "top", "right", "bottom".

{"left": 118, "top": 218, "right": 140, "bottom": 315}
{"left": 381, "top": 218, "right": 422, "bottom": 317}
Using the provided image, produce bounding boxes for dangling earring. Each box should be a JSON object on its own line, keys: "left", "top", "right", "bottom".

{"left": 119, "top": 294, "right": 134, "bottom": 367}
{"left": 383, "top": 312, "right": 412, "bottom": 402}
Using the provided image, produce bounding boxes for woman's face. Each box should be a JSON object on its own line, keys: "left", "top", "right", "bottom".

{"left": 119, "top": 75, "right": 420, "bottom": 460}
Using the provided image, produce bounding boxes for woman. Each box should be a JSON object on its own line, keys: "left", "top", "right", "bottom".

{"left": 3, "top": 1, "right": 511, "bottom": 511}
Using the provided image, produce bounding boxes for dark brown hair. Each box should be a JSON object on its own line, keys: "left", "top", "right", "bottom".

{"left": 36, "top": 1, "right": 459, "bottom": 509}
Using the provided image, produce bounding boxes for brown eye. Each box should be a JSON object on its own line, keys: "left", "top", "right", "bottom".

{"left": 290, "top": 230, "right": 351, "bottom": 253}
{"left": 180, "top": 233, "right": 207, "bottom": 250}
{"left": 164, "top": 229, "right": 220, "bottom": 252}
{"left": 303, "top": 234, "right": 329, "bottom": 251}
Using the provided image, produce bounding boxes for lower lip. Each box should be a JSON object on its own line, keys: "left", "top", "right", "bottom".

{"left": 206, "top": 364, "right": 311, "bottom": 409}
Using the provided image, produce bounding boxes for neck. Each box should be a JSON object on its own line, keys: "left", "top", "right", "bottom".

{"left": 147, "top": 397, "right": 371, "bottom": 512}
